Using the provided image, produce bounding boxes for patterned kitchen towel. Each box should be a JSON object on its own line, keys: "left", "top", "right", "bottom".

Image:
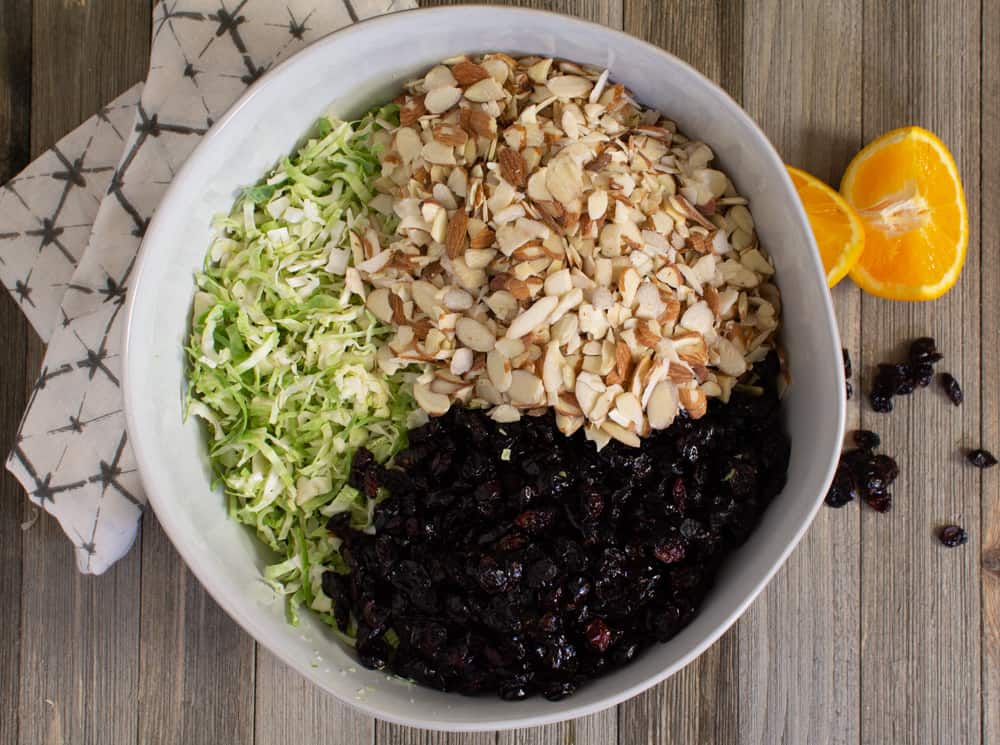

{"left": 3, "top": 0, "right": 416, "bottom": 574}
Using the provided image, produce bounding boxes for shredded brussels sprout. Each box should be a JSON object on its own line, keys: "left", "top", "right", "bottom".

{"left": 186, "top": 105, "right": 416, "bottom": 628}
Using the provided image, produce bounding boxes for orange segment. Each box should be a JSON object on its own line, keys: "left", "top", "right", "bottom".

{"left": 840, "top": 126, "right": 968, "bottom": 301}
{"left": 787, "top": 166, "right": 865, "bottom": 287}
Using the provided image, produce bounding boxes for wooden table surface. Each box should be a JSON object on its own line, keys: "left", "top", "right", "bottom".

{"left": 1, "top": 1, "right": 997, "bottom": 743}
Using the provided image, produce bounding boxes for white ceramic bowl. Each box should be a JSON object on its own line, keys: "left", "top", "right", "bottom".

{"left": 123, "top": 6, "right": 845, "bottom": 731}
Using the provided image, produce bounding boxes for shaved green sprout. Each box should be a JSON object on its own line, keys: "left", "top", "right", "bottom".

{"left": 185, "top": 105, "right": 418, "bottom": 631}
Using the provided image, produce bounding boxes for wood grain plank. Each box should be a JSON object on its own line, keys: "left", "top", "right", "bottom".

{"left": 0, "top": 0, "right": 31, "bottom": 178}
{"left": 16, "top": 3, "right": 151, "bottom": 744}
{"left": 136, "top": 521, "right": 256, "bottom": 745}
{"left": 859, "top": 2, "right": 982, "bottom": 744}
{"left": 0, "top": 5, "right": 32, "bottom": 745}
{"left": 618, "top": 3, "right": 742, "bottom": 742}
{"left": 421, "top": 0, "right": 622, "bottom": 28}
{"left": 376, "top": 724, "right": 495, "bottom": 745}
{"left": 980, "top": 1, "right": 999, "bottom": 742}
{"left": 624, "top": 0, "right": 743, "bottom": 98}
{"left": 254, "top": 648, "right": 375, "bottom": 745}
{"left": 739, "top": 1, "right": 863, "bottom": 743}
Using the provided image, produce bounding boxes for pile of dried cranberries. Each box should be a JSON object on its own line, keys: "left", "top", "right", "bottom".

{"left": 323, "top": 355, "right": 789, "bottom": 700}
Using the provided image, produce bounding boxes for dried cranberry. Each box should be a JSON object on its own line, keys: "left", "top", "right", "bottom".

{"left": 869, "top": 454, "right": 899, "bottom": 484}
{"left": 871, "top": 392, "right": 893, "bottom": 413}
{"left": 842, "top": 348, "right": 852, "bottom": 379}
{"left": 542, "top": 680, "right": 577, "bottom": 701}
{"left": 908, "top": 337, "right": 938, "bottom": 365}
{"left": 939, "top": 373, "right": 963, "bottom": 405}
{"left": 968, "top": 449, "right": 998, "bottom": 469}
{"left": 499, "top": 675, "right": 533, "bottom": 700}
{"left": 653, "top": 537, "right": 687, "bottom": 563}
{"left": 853, "top": 429, "right": 881, "bottom": 451}
{"left": 824, "top": 461, "right": 857, "bottom": 508}
{"left": 515, "top": 509, "right": 557, "bottom": 533}
{"left": 584, "top": 618, "right": 613, "bottom": 652}
{"left": 864, "top": 490, "right": 892, "bottom": 512}
{"left": 939, "top": 525, "right": 968, "bottom": 547}
{"left": 846, "top": 381, "right": 853, "bottom": 400}
{"left": 913, "top": 363, "right": 934, "bottom": 388}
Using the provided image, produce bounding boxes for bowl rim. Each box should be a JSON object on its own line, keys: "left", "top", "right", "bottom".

{"left": 122, "top": 4, "right": 845, "bottom": 731}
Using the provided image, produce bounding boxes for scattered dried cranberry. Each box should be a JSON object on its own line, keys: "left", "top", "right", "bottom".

{"left": 939, "top": 373, "right": 963, "bottom": 405}
{"left": 967, "top": 449, "right": 998, "bottom": 469}
{"left": 825, "top": 461, "right": 857, "bottom": 508}
{"left": 864, "top": 490, "right": 892, "bottom": 512}
{"left": 842, "top": 348, "right": 852, "bottom": 379}
{"left": 869, "top": 337, "right": 943, "bottom": 412}
{"left": 908, "top": 337, "right": 938, "bottom": 365}
{"left": 913, "top": 363, "right": 934, "bottom": 388}
{"left": 846, "top": 381, "right": 853, "bottom": 400}
{"left": 939, "top": 525, "right": 968, "bottom": 547}
{"left": 853, "top": 430, "right": 881, "bottom": 451}
{"left": 868, "top": 453, "right": 899, "bottom": 484}
{"left": 870, "top": 392, "right": 893, "bottom": 413}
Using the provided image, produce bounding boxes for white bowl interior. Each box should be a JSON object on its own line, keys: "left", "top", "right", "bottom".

{"left": 123, "top": 7, "right": 844, "bottom": 731}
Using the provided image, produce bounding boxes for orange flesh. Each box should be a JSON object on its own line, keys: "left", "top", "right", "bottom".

{"left": 841, "top": 128, "right": 967, "bottom": 298}
{"left": 789, "top": 170, "right": 858, "bottom": 277}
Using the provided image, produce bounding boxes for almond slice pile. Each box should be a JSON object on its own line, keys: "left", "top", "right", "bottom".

{"left": 352, "top": 53, "right": 782, "bottom": 449}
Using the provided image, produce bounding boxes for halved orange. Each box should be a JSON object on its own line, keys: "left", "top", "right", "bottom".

{"left": 840, "top": 126, "right": 968, "bottom": 301}
{"left": 787, "top": 166, "right": 865, "bottom": 287}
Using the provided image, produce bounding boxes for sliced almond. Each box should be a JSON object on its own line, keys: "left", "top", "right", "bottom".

{"left": 433, "top": 123, "right": 469, "bottom": 147}
{"left": 646, "top": 381, "right": 678, "bottom": 429}
{"left": 365, "top": 288, "right": 394, "bottom": 324}
{"left": 452, "top": 60, "right": 490, "bottom": 87}
{"left": 527, "top": 169, "right": 552, "bottom": 202}
{"left": 486, "top": 348, "right": 513, "bottom": 392}
{"left": 601, "top": 420, "right": 641, "bottom": 448}
{"left": 450, "top": 347, "right": 474, "bottom": 375}
{"left": 442, "top": 287, "right": 474, "bottom": 311}
{"left": 715, "top": 337, "right": 747, "bottom": 376}
{"left": 546, "top": 75, "right": 593, "bottom": 99}
{"left": 414, "top": 382, "right": 452, "bottom": 416}
{"left": 464, "top": 77, "right": 506, "bottom": 102}
{"left": 498, "top": 147, "right": 528, "bottom": 187}
{"left": 445, "top": 211, "right": 469, "bottom": 258}
{"left": 424, "top": 64, "right": 458, "bottom": 90}
{"left": 388, "top": 292, "right": 407, "bottom": 324}
{"left": 506, "top": 295, "right": 559, "bottom": 339}
{"left": 678, "top": 386, "right": 708, "bottom": 419}
{"left": 411, "top": 280, "right": 440, "bottom": 318}
{"left": 486, "top": 290, "right": 519, "bottom": 322}
{"left": 587, "top": 190, "right": 608, "bottom": 221}
{"left": 555, "top": 413, "right": 585, "bottom": 437}
{"left": 543, "top": 268, "right": 573, "bottom": 297}
{"left": 489, "top": 404, "right": 522, "bottom": 423}
{"left": 508, "top": 369, "right": 545, "bottom": 406}
{"left": 470, "top": 226, "right": 496, "bottom": 250}
{"left": 545, "top": 156, "right": 583, "bottom": 204}
{"left": 575, "top": 371, "right": 606, "bottom": 417}
{"left": 455, "top": 316, "right": 496, "bottom": 352}
{"left": 680, "top": 300, "right": 713, "bottom": 335}
{"left": 424, "top": 86, "right": 463, "bottom": 114}
{"left": 399, "top": 95, "right": 426, "bottom": 126}
{"left": 526, "top": 58, "right": 553, "bottom": 84}
{"left": 461, "top": 108, "right": 496, "bottom": 137}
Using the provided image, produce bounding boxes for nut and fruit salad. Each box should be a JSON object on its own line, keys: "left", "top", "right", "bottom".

{"left": 185, "top": 53, "right": 789, "bottom": 701}
{"left": 362, "top": 53, "right": 782, "bottom": 449}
